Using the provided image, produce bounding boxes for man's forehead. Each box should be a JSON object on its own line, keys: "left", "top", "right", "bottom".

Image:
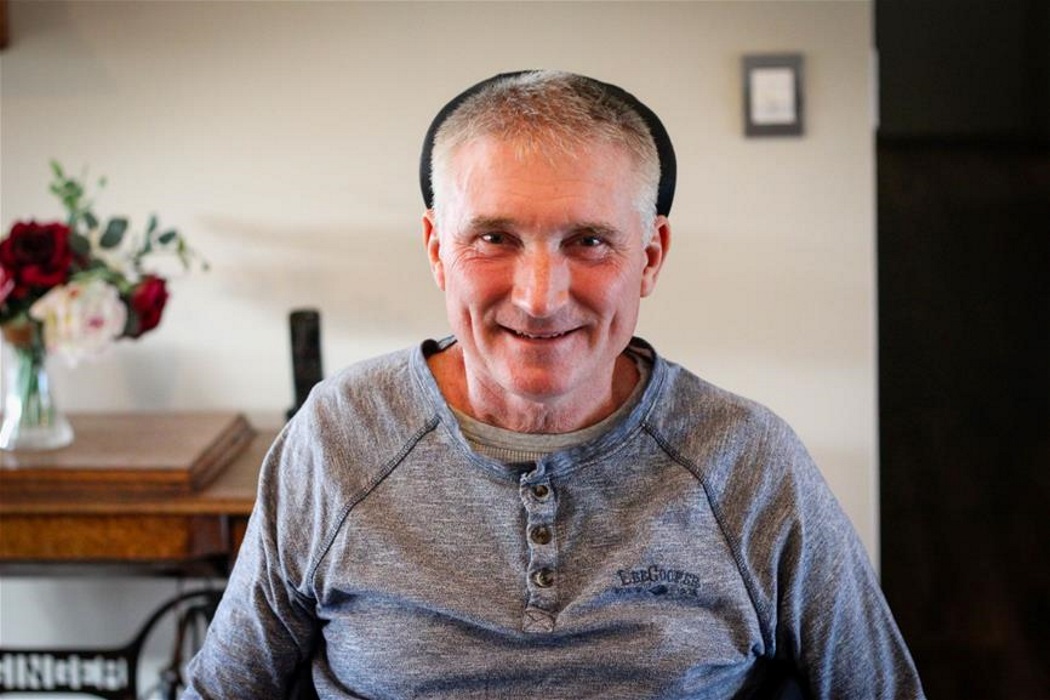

{"left": 434, "top": 136, "right": 647, "bottom": 237}
{"left": 448, "top": 134, "right": 637, "bottom": 177}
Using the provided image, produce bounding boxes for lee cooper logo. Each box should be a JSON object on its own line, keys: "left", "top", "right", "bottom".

{"left": 615, "top": 564, "right": 703, "bottom": 598}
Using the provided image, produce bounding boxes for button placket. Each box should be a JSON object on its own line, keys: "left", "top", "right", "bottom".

{"left": 520, "top": 470, "right": 558, "bottom": 631}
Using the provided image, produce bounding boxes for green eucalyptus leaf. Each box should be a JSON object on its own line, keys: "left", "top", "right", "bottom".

{"left": 158, "top": 230, "right": 178, "bottom": 245}
{"left": 83, "top": 211, "right": 99, "bottom": 230}
{"left": 71, "top": 265, "right": 103, "bottom": 282}
{"left": 50, "top": 161, "right": 64, "bottom": 178}
{"left": 147, "top": 214, "right": 158, "bottom": 234}
{"left": 69, "top": 232, "right": 91, "bottom": 257}
{"left": 101, "top": 218, "right": 128, "bottom": 248}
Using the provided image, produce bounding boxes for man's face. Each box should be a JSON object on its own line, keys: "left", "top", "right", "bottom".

{"left": 424, "top": 136, "right": 669, "bottom": 420}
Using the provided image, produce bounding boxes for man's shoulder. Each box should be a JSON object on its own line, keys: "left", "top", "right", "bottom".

{"left": 649, "top": 354, "right": 827, "bottom": 533}
{"left": 305, "top": 344, "right": 428, "bottom": 413}
{"left": 287, "top": 343, "right": 439, "bottom": 458}
{"left": 646, "top": 353, "right": 812, "bottom": 488}
{"left": 324, "top": 345, "right": 417, "bottom": 389}
{"left": 653, "top": 356, "right": 788, "bottom": 439}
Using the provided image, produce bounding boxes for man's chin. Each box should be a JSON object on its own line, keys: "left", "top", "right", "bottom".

{"left": 498, "top": 369, "right": 580, "bottom": 405}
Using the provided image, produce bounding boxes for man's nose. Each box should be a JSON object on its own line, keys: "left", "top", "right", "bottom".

{"left": 511, "top": 249, "right": 569, "bottom": 318}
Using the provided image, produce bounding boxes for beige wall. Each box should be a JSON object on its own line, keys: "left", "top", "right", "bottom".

{"left": 1, "top": 0, "right": 875, "bottom": 662}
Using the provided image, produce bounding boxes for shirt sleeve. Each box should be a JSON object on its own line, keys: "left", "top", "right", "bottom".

{"left": 718, "top": 411, "right": 926, "bottom": 699}
{"left": 182, "top": 425, "right": 322, "bottom": 699}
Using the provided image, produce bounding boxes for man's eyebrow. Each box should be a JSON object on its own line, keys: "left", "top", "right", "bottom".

{"left": 570, "top": 222, "right": 623, "bottom": 239}
{"left": 466, "top": 216, "right": 516, "bottom": 232}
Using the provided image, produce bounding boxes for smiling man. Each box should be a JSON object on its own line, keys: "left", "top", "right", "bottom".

{"left": 424, "top": 133, "right": 667, "bottom": 434}
{"left": 184, "top": 71, "right": 924, "bottom": 699}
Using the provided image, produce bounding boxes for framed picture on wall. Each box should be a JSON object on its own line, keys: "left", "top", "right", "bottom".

{"left": 743, "top": 53, "right": 804, "bottom": 137}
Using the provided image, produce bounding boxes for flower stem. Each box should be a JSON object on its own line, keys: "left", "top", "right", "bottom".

{"left": 15, "top": 337, "right": 48, "bottom": 426}
{"left": 1, "top": 319, "right": 73, "bottom": 450}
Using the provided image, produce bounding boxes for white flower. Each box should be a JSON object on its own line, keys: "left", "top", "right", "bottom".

{"left": 29, "top": 278, "right": 127, "bottom": 366}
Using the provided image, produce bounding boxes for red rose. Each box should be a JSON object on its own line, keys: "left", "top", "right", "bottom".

{"left": 0, "top": 221, "right": 74, "bottom": 298}
{"left": 127, "top": 275, "right": 169, "bottom": 338}
{"left": 0, "top": 267, "right": 14, "bottom": 305}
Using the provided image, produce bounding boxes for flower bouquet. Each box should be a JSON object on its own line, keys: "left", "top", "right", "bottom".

{"left": 0, "top": 162, "right": 204, "bottom": 451}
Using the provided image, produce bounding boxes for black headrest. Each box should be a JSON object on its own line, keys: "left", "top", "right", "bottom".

{"left": 419, "top": 70, "right": 676, "bottom": 216}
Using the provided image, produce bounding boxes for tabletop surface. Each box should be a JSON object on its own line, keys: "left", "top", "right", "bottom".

{"left": 0, "top": 416, "right": 277, "bottom": 571}
{"left": 0, "top": 412, "right": 259, "bottom": 501}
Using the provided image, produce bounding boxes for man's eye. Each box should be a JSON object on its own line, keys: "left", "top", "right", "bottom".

{"left": 576, "top": 235, "right": 604, "bottom": 248}
{"left": 480, "top": 233, "right": 506, "bottom": 245}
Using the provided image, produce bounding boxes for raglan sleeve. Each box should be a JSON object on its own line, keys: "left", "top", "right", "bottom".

{"left": 181, "top": 417, "right": 326, "bottom": 699}
{"left": 729, "top": 414, "right": 926, "bottom": 699}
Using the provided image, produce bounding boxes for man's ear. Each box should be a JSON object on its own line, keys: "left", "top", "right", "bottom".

{"left": 423, "top": 210, "right": 446, "bottom": 291}
{"left": 640, "top": 215, "right": 671, "bottom": 297}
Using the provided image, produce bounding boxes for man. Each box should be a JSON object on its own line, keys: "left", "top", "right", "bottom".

{"left": 185, "top": 70, "right": 924, "bottom": 699}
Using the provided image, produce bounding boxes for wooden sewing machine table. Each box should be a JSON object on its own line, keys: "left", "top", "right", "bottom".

{"left": 0, "top": 412, "right": 275, "bottom": 577}
{"left": 0, "top": 414, "right": 280, "bottom": 698}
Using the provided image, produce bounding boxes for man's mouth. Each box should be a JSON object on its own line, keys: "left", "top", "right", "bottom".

{"left": 505, "top": 327, "right": 574, "bottom": 340}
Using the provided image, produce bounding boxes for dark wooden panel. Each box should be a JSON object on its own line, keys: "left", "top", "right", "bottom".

{"left": 878, "top": 144, "right": 1050, "bottom": 699}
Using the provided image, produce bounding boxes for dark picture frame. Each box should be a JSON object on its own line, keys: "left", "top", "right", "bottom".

{"left": 743, "top": 53, "right": 804, "bottom": 137}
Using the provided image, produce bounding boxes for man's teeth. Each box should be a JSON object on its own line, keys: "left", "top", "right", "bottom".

{"left": 514, "top": 330, "right": 568, "bottom": 339}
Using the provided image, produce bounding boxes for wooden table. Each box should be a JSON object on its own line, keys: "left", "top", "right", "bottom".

{"left": 0, "top": 414, "right": 279, "bottom": 698}
{"left": 0, "top": 414, "right": 275, "bottom": 577}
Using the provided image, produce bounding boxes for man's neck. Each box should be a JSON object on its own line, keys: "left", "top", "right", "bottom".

{"left": 427, "top": 346, "right": 639, "bottom": 434}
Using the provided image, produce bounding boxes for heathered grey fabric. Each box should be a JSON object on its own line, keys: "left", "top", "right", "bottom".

{"left": 183, "top": 337, "right": 925, "bottom": 699}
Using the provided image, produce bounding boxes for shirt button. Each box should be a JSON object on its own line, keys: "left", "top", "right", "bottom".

{"left": 531, "top": 568, "right": 555, "bottom": 588}
{"left": 531, "top": 484, "right": 550, "bottom": 500}
{"left": 530, "top": 525, "right": 553, "bottom": 545}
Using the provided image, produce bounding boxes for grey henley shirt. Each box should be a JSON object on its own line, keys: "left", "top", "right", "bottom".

{"left": 184, "top": 337, "right": 924, "bottom": 699}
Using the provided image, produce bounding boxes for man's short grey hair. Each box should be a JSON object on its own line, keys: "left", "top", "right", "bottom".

{"left": 430, "top": 70, "right": 661, "bottom": 231}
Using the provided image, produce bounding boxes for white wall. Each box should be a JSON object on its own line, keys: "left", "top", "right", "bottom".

{"left": 0, "top": 0, "right": 875, "bottom": 678}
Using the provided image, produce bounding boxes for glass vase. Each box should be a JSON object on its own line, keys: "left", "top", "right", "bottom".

{"left": 0, "top": 321, "right": 74, "bottom": 451}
